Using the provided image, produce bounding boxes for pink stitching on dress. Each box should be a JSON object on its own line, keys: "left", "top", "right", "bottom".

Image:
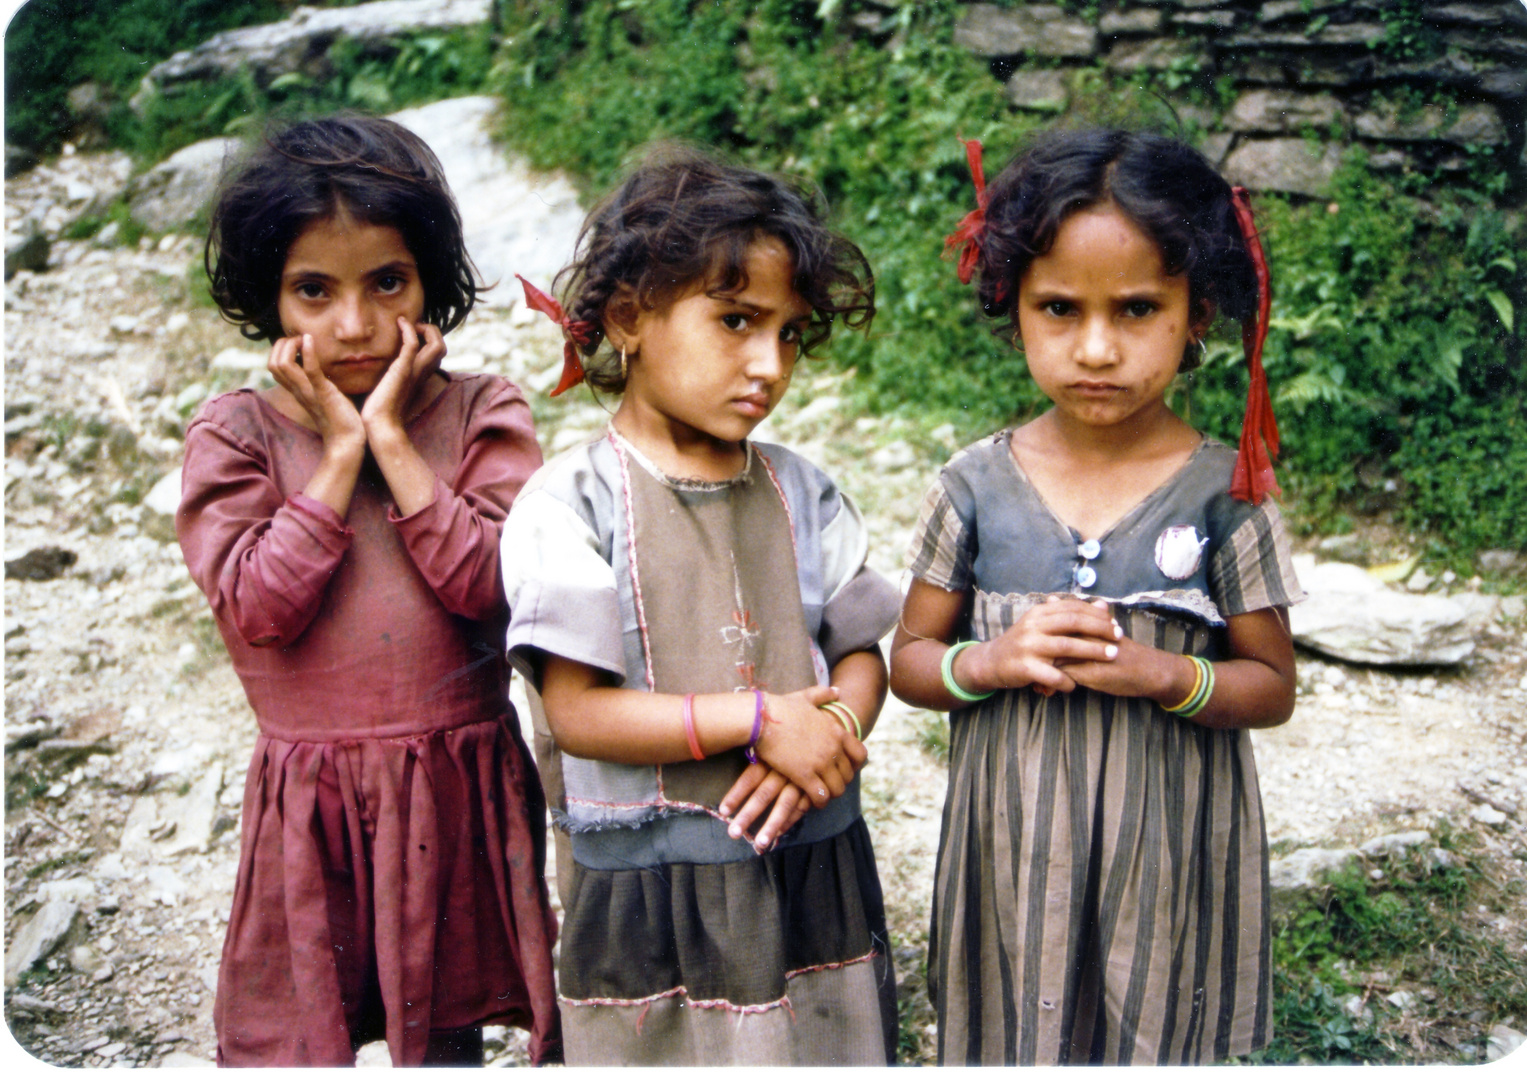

{"left": 557, "top": 951, "right": 878, "bottom": 1020}
{"left": 565, "top": 792, "right": 732, "bottom": 825}
{"left": 755, "top": 447, "right": 801, "bottom": 570}
{"left": 609, "top": 431, "right": 657, "bottom": 692}
{"left": 785, "top": 948, "right": 877, "bottom": 980}
{"left": 561, "top": 986, "right": 794, "bottom": 1018}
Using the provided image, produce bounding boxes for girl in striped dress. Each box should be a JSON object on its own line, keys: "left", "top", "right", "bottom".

{"left": 889, "top": 130, "right": 1303, "bottom": 1065}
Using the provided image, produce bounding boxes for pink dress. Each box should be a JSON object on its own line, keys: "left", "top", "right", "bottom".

{"left": 176, "top": 374, "right": 561, "bottom": 1066}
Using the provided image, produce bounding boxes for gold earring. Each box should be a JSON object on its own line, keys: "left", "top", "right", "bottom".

{"left": 620, "top": 345, "right": 628, "bottom": 383}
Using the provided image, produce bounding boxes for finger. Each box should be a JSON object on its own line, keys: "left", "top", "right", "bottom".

{"left": 752, "top": 785, "right": 804, "bottom": 852}
{"left": 842, "top": 733, "right": 868, "bottom": 769}
{"left": 395, "top": 315, "right": 421, "bottom": 359}
{"left": 1029, "top": 662, "right": 1078, "bottom": 694}
{"left": 832, "top": 751, "right": 857, "bottom": 787}
{"left": 414, "top": 322, "right": 446, "bottom": 368}
{"left": 718, "top": 761, "right": 771, "bottom": 817}
{"left": 801, "top": 684, "right": 839, "bottom": 707}
{"left": 801, "top": 773, "right": 832, "bottom": 810}
{"left": 821, "top": 763, "right": 846, "bottom": 801}
{"left": 724, "top": 768, "right": 786, "bottom": 839}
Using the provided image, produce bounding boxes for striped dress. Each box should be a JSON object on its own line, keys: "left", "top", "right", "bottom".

{"left": 906, "top": 432, "right": 1303, "bottom": 1065}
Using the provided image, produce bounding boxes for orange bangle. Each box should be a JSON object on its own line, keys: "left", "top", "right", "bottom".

{"left": 682, "top": 693, "right": 705, "bottom": 760}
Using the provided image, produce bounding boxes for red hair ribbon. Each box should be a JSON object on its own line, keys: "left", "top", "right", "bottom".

{"left": 1228, "top": 186, "right": 1280, "bottom": 504}
{"left": 943, "top": 138, "right": 989, "bottom": 285}
{"left": 516, "top": 274, "right": 595, "bottom": 397}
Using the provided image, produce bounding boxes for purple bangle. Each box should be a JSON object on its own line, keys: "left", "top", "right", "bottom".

{"left": 744, "top": 689, "right": 764, "bottom": 763}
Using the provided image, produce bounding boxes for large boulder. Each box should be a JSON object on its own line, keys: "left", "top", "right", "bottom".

{"left": 388, "top": 97, "right": 584, "bottom": 296}
{"left": 1289, "top": 556, "right": 1484, "bottom": 666}
{"left": 953, "top": 3, "right": 1098, "bottom": 59}
{"left": 143, "top": 0, "right": 492, "bottom": 89}
{"left": 127, "top": 138, "right": 239, "bottom": 233}
{"left": 1222, "top": 138, "right": 1342, "bottom": 197}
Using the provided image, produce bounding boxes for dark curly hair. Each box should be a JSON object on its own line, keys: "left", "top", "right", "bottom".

{"left": 554, "top": 143, "right": 875, "bottom": 393}
{"left": 204, "top": 114, "right": 478, "bottom": 343}
{"left": 969, "top": 129, "right": 1259, "bottom": 372}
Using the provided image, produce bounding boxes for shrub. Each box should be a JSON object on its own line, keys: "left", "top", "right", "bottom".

{"left": 493, "top": 0, "right": 1524, "bottom": 558}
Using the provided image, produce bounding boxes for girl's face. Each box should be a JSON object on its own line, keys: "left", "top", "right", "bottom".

{"left": 1016, "top": 203, "right": 1203, "bottom": 433}
{"left": 617, "top": 236, "right": 811, "bottom": 460}
{"left": 276, "top": 211, "right": 426, "bottom": 398}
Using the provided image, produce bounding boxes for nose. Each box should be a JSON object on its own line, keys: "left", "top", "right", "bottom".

{"left": 745, "top": 334, "right": 792, "bottom": 385}
{"left": 1075, "top": 314, "right": 1118, "bottom": 368}
{"left": 333, "top": 294, "right": 372, "bottom": 342}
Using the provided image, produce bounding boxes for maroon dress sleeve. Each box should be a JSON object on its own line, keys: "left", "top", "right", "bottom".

{"left": 176, "top": 408, "right": 352, "bottom": 648}
{"left": 388, "top": 379, "right": 543, "bottom": 622}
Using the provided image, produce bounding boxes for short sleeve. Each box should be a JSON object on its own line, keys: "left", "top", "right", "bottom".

{"left": 1208, "top": 498, "right": 1306, "bottom": 617}
{"left": 817, "top": 490, "right": 899, "bottom": 666}
{"left": 904, "top": 476, "right": 976, "bottom": 593}
{"left": 500, "top": 485, "right": 626, "bottom": 687}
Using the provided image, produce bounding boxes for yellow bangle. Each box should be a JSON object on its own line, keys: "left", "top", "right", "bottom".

{"left": 1164, "top": 655, "right": 1204, "bottom": 714}
{"left": 821, "top": 701, "right": 862, "bottom": 741}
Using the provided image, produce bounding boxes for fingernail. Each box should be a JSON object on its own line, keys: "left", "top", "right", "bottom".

{"left": 1114, "top": 623, "right": 1123, "bottom": 638}
{"left": 729, "top": 826, "right": 741, "bottom": 839}
{"left": 1105, "top": 644, "right": 1118, "bottom": 659}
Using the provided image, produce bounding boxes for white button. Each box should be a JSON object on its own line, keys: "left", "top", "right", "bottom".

{"left": 1078, "top": 539, "right": 1101, "bottom": 560}
{"left": 1075, "top": 566, "right": 1097, "bottom": 588}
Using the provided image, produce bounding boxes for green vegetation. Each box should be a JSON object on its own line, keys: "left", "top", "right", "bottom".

{"left": 5, "top": 0, "right": 293, "bottom": 154}
{"left": 122, "top": 24, "right": 495, "bottom": 163}
{"left": 1249, "top": 830, "right": 1527, "bottom": 1064}
{"left": 494, "top": 0, "right": 1524, "bottom": 562}
{"left": 4, "top": 0, "right": 491, "bottom": 163}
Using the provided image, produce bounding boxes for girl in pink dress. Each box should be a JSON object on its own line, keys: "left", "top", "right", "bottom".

{"left": 176, "top": 116, "right": 560, "bottom": 1067}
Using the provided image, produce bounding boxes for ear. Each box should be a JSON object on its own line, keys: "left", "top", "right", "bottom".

{"left": 1189, "top": 297, "right": 1217, "bottom": 344}
{"left": 603, "top": 284, "right": 643, "bottom": 354}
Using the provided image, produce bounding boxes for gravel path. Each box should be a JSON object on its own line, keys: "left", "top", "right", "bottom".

{"left": 6, "top": 142, "right": 1526, "bottom": 1068}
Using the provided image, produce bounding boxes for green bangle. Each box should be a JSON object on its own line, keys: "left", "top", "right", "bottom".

{"left": 941, "top": 641, "right": 994, "bottom": 703}
{"left": 1169, "top": 656, "right": 1215, "bottom": 718}
{"left": 821, "top": 701, "right": 862, "bottom": 741}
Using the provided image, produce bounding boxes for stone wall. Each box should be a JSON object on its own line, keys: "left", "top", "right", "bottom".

{"left": 950, "top": 1, "right": 1527, "bottom": 198}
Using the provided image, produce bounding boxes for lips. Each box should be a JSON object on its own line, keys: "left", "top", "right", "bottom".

{"left": 1069, "top": 380, "right": 1123, "bottom": 396}
{"left": 733, "top": 392, "right": 771, "bottom": 418}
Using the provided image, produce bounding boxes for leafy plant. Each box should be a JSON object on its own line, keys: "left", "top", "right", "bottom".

{"left": 1250, "top": 829, "right": 1527, "bottom": 1064}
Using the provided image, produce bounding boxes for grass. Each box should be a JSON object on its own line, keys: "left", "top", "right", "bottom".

{"left": 895, "top": 712, "right": 1524, "bottom": 1065}
{"left": 1248, "top": 824, "right": 1527, "bottom": 1064}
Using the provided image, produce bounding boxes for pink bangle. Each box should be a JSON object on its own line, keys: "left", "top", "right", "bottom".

{"left": 682, "top": 693, "right": 705, "bottom": 761}
{"left": 744, "top": 689, "right": 764, "bottom": 763}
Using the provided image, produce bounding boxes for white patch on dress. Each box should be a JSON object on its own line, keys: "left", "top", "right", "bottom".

{"left": 1155, "top": 525, "right": 1208, "bottom": 581}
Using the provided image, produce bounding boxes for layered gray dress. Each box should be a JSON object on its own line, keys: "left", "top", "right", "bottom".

{"left": 906, "top": 432, "right": 1303, "bottom": 1065}
{"left": 501, "top": 431, "right": 900, "bottom": 1065}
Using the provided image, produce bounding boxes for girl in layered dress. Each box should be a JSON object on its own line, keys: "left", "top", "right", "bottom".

{"left": 178, "top": 116, "right": 560, "bottom": 1067}
{"left": 890, "top": 130, "right": 1303, "bottom": 1065}
{"left": 503, "top": 144, "right": 900, "bottom": 1064}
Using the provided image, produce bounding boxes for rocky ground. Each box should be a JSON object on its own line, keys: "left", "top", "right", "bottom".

{"left": 6, "top": 136, "right": 1527, "bottom": 1069}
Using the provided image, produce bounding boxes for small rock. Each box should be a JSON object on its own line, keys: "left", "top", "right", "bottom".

{"left": 4, "top": 545, "right": 79, "bottom": 581}
{"left": 1471, "top": 804, "right": 1508, "bottom": 827}
{"left": 160, "top": 1050, "right": 216, "bottom": 1067}
{"left": 5, "top": 900, "right": 80, "bottom": 986}
{"left": 1387, "top": 990, "right": 1415, "bottom": 1010}
{"left": 1487, "top": 1024, "right": 1525, "bottom": 1063}
{"left": 1360, "top": 831, "right": 1431, "bottom": 859}
{"left": 209, "top": 347, "right": 266, "bottom": 371}
{"left": 1406, "top": 567, "right": 1434, "bottom": 592}
{"left": 1428, "top": 847, "right": 1458, "bottom": 871}
{"left": 869, "top": 441, "right": 917, "bottom": 470}
{"left": 108, "top": 315, "right": 139, "bottom": 334}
